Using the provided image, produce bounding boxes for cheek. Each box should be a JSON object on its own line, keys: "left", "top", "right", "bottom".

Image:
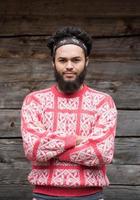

{"left": 77, "top": 63, "right": 86, "bottom": 73}
{"left": 54, "top": 63, "right": 63, "bottom": 72}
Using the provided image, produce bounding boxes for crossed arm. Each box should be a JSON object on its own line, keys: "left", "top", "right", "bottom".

{"left": 21, "top": 94, "right": 117, "bottom": 167}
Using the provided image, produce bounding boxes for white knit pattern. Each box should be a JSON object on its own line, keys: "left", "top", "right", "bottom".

{"left": 21, "top": 86, "right": 117, "bottom": 188}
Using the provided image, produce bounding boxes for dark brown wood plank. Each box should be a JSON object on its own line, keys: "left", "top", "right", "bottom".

{"left": 0, "top": 138, "right": 140, "bottom": 165}
{"left": 0, "top": 59, "right": 139, "bottom": 82}
{"left": 0, "top": 161, "right": 140, "bottom": 185}
{"left": 0, "top": 80, "right": 139, "bottom": 109}
{"left": 107, "top": 165, "right": 140, "bottom": 185}
{"left": 113, "top": 138, "right": 140, "bottom": 165}
{"left": 117, "top": 111, "right": 140, "bottom": 137}
{"left": 0, "top": 185, "right": 139, "bottom": 200}
{"left": 0, "top": 185, "right": 32, "bottom": 200}
{"left": 88, "top": 81, "right": 140, "bottom": 109}
{"left": 104, "top": 186, "right": 140, "bottom": 200}
{"left": 0, "top": 109, "right": 21, "bottom": 137}
{"left": 0, "top": 0, "right": 140, "bottom": 17}
{"left": 92, "top": 36, "right": 140, "bottom": 61}
{"left": 0, "top": 110, "right": 139, "bottom": 138}
{"left": 87, "top": 61, "right": 140, "bottom": 81}
{"left": 0, "top": 16, "right": 139, "bottom": 37}
{"left": 0, "top": 1, "right": 140, "bottom": 36}
{"left": 0, "top": 36, "right": 140, "bottom": 60}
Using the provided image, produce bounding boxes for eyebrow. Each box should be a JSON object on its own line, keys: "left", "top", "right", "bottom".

{"left": 57, "top": 56, "right": 82, "bottom": 59}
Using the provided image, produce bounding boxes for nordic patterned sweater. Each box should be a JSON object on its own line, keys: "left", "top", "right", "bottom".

{"left": 21, "top": 84, "right": 117, "bottom": 197}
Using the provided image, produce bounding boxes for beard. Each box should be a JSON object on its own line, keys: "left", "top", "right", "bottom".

{"left": 54, "top": 65, "right": 87, "bottom": 94}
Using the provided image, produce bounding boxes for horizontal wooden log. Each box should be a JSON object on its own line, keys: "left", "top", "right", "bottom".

{"left": 0, "top": 160, "right": 140, "bottom": 185}
{"left": 0, "top": 185, "right": 32, "bottom": 200}
{"left": 0, "top": 1, "right": 140, "bottom": 36}
{"left": 104, "top": 185, "right": 140, "bottom": 200}
{"left": 0, "top": 110, "right": 139, "bottom": 138}
{"left": 0, "top": 138, "right": 140, "bottom": 165}
{"left": 1, "top": 0, "right": 140, "bottom": 17}
{"left": 0, "top": 59, "right": 139, "bottom": 109}
{"left": 0, "top": 17, "right": 139, "bottom": 37}
{"left": 88, "top": 81, "right": 140, "bottom": 109}
{"left": 113, "top": 138, "right": 140, "bottom": 165}
{"left": 0, "top": 185, "right": 139, "bottom": 200}
{"left": 0, "top": 36, "right": 140, "bottom": 60}
{"left": 0, "top": 59, "right": 139, "bottom": 82}
{"left": 0, "top": 80, "right": 139, "bottom": 109}
{"left": 107, "top": 165, "right": 140, "bottom": 185}
{"left": 117, "top": 111, "right": 140, "bottom": 137}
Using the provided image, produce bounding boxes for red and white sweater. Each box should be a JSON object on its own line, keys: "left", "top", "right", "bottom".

{"left": 21, "top": 84, "right": 117, "bottom": 197}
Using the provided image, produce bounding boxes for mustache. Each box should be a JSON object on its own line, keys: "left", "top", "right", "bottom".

{"left": 54, "top": 65, "right": 87, "bottom": 94}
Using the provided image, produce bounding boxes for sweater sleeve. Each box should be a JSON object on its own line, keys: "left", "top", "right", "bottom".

{"left": 21, "top": 94, "right": 76, "bottom": 162}
{"left": 59, "top": 95, "right": 117, "bottom": 167}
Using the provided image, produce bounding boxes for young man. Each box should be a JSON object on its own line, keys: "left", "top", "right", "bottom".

{"left": 21, "top": 26, "right": 117, "bottom": 200}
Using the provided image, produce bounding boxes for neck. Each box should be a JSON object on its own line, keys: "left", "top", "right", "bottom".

{"left": 56, "top": 83, "right": 84, "bottom": 95}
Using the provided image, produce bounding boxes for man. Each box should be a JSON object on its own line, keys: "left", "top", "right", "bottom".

{"left": 21, "top": 26, "right": 117, "bottom": 200}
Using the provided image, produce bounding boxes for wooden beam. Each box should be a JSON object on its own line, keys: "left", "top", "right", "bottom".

{"left": 0, "top": 0, "right": 140, "bottom": 17}
{"left": 0, "top": 1, "right": 140, "bottom": 36}
{"left": 0, "top": 80, "right": 139, "bottom": 109}
{"left": 0, "top": 185, "right": 32, "bottom": 200}
{"left": 104, "top": 185, "right": 140, "bottom": 200}
{"left": 0, "top": 161, "right": 140, "bottom": 185}
{"left": 0, "top": 59, "right": 139, "bottom": 82}
{"left": 0, "top": 185, "right": 139, "bottom": 200}
{"left": 0, "top": 110, "right": 139, "bottom": 137}
{"left": 0, "top": 36, "right": 140, "bottom": 60}
{"left": 0, "top": 138, "right": 140, "bottom": 165}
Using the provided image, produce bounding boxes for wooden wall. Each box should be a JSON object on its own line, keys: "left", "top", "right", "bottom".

{"left": 0, "top": 1, "right": 140, "bottom": 199}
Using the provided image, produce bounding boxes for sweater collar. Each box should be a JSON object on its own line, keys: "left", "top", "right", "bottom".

{"left": 51, "top": 83, "right": 88, "bottom": 98}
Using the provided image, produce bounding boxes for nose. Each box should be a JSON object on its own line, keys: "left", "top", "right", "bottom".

{"left": 65, "top": 61, "right": 74, "bottom": 70}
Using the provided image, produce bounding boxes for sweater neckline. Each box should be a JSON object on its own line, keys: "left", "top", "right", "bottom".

{"left": 51, "top": 83, "right": 88, "bottom": 98}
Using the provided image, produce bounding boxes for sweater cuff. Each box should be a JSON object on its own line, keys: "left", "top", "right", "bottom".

{"left": 65, "top": 135, "right": 76, "bottom": 149}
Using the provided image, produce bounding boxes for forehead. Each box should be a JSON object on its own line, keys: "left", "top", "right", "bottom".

{"left": 55, "top": 44, "right": 85, "bottom": 58}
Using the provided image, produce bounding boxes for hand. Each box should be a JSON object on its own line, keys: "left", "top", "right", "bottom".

{"left": 76, "top": 136, "right": 87, "bottom": 145}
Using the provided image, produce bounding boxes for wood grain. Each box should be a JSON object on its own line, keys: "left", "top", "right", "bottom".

{"left": 0, "top": 162, "right": 139, "bottom": 185}
{"left": 0, "top": 138, "right": 140, "bottom": 165}
{"left": 0, "top": 59, "right": 139, "bottom": 82}
{"left": 0, "top": 0, "right": 140, "bottom": 17}
{"left": 0, "top": 185, "right": 139, "bottom": 200}
{"left": 0, "top": 1, "right": 139, "bottom": 199}
{"left": 0, "top": 36, "right": 140, "bottom": 60}
{"left": 0, "top": 80, "right": 139, "bottom": 109}
{"left": 0, "top": 1, "right": 140, "bottom": 36}
{"left": 0, "top": 110, "right": 139, "bottom": 137}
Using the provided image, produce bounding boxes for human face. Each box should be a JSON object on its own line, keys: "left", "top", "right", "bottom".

{"left": 53, "top": 44, "right": 88, "bottom": 93}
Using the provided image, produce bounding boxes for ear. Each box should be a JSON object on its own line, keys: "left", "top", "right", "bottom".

{"left": 52, "top": 61, "right": 55, "bottom": 68}
{"left": 85, "top": 57, "right": 89, "bottom": 67}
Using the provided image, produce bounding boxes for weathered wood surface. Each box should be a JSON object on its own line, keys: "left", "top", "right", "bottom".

{"left": 0, "top": 185, "right": 32, "bottom": 200}
{"left": 0, "top": 59, "right": 139, "bottom": 82}
{"left": 0, "top": 138, "right": 140, "bottom": 165}
{"left": 0, "top": 58, "right": 139, "bottom": 109}
{"left": 0, "top": 1, "right": 139, "bottom": 200}
{"left": 0, "top": 17, "right": 140, "bottom": 37}
{"left": 0, "top": 80, "right": 139, "bottom": 109}
{"left": 0, "top": 110, "right": 139, "bottom": 138}
{"left": 104, "top": 186, "right": 140, "bottom": 200}
{"left": 0, "top": 0, "right": 140, "bottom": 36}
{"left": 0, "top": 36, "right": 140, "bottom": 60}
{"left": 0, "top": 185, "right": 139, "bottom": 200}
{"left": 1, "top": 0, "right": 140, "bottom": 17}
{"left": 0, "top": 161, "right": 139, "bottom": 185}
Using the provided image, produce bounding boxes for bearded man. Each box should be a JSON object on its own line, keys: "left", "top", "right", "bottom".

{"left": 21, "top": 26, "right": 117, "bottom": 200}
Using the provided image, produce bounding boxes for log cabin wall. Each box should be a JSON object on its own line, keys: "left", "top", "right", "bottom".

{"left": 0, "top": 0, "right": 140, "bottom": 199}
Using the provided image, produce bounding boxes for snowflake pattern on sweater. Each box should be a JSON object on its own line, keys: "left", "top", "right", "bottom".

{"left": 21, "top": 84, "right": 117, "bottom": 189}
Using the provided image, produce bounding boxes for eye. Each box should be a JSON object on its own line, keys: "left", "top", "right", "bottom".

{"left": 72, "top": 58, "right": 81, "bottom": 63}
{"left": 58, "top": 58, "right": 66, "bottom": 63}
